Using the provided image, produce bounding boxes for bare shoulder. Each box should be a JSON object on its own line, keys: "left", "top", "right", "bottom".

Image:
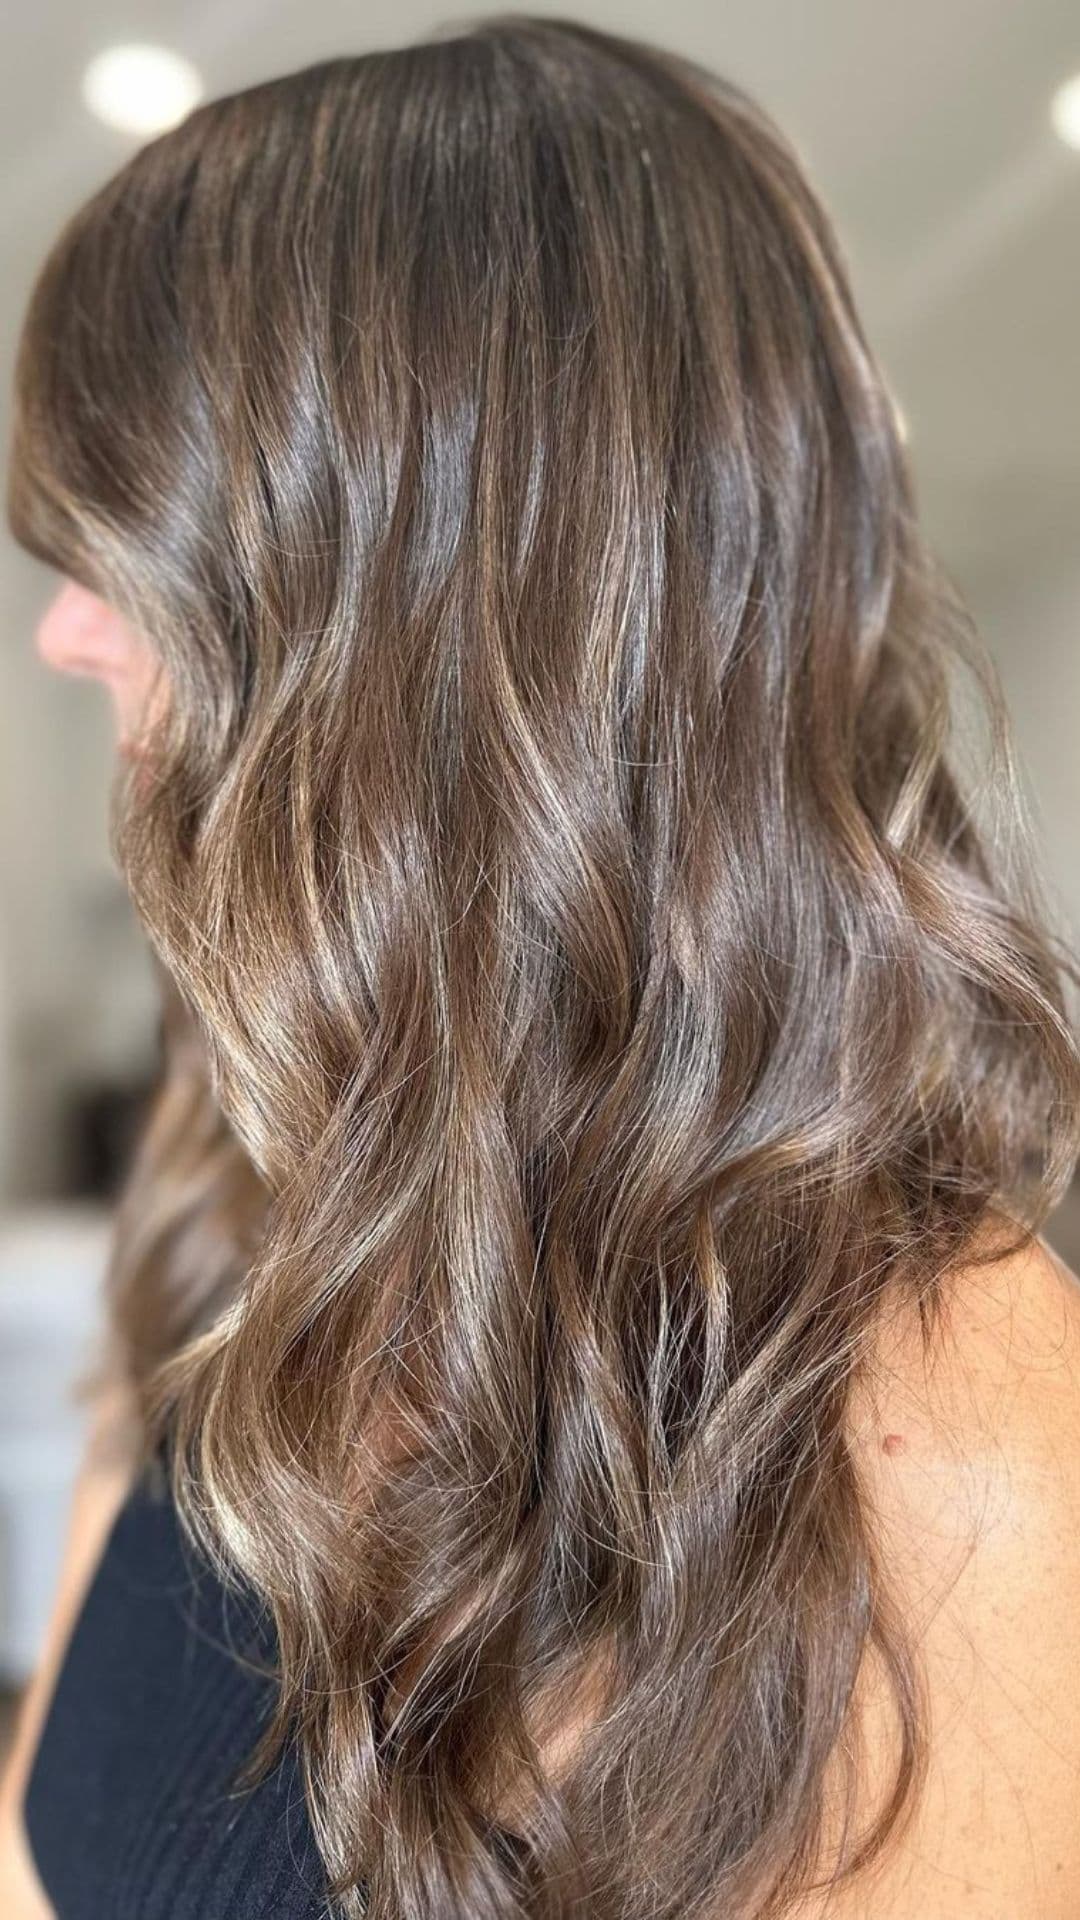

{"left": 856, "top": 1215, "right": 1080, "bottom": 1506}
{"left": 794, "top": 1218, "right": 1080, "bottom": 1920}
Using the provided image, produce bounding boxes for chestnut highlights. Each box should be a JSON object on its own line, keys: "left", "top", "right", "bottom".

{"left": 8, "top": 16, "right": 1080, "bottom": 1917}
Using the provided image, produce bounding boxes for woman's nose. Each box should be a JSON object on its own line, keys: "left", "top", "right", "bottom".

{"left": 35, "top": 579, "right": 130, "bottom": 679}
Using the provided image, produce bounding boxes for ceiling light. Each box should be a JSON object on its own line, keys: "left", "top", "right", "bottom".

{"left": 82, "top": 44, "right": 203, "bottom": 137}
{"left": 1050, "top": 72, "right": 1080, "bottom": 150}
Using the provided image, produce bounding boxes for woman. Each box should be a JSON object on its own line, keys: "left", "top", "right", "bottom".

{"left": 2, "top": 14, "right": 1080, "bottom": 1918}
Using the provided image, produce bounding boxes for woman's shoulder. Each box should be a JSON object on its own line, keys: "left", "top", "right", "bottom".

{"left": 800, "top": 1217, "right": 1080, "bottom": 1918}
{"left": 852, "top": 1214, "right": 1080, "bottom": 1558}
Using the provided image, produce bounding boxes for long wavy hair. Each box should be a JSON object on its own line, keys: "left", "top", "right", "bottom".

{"left": 7, "top": 15, "right": 1080, "bottom": 1917}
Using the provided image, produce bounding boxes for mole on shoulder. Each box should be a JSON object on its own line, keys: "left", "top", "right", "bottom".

{"left": 881, "top": 1432, "right": 906, "bottom": 1456}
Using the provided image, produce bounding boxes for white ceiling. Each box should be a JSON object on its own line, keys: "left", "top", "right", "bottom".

{"left": 3, "top": 0, "right": 1080, "bottom": 592}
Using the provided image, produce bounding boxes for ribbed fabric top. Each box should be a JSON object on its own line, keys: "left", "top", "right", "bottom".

{"left": 23, "top": 1445, "right": 336, "bottom": 1919}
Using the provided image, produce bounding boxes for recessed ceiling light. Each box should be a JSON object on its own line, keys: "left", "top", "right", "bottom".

{"left": 82, "top": 44, "right": 203, "bottom": 137}
{"left": 1050, "top": 72, "right": 1080, "bottom": 151}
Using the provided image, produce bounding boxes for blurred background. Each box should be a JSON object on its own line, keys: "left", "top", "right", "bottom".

{"left": 1, "top": 0, "right": 1079, "bottom": 1743}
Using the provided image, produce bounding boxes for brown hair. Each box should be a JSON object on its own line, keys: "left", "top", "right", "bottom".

{"left": 7, "top": 15, "right": 1080, "bottom": 1916}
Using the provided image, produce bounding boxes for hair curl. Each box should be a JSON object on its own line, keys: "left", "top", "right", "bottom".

{"left": 7, "top": 16, "right": 1080, "bottom": 1917}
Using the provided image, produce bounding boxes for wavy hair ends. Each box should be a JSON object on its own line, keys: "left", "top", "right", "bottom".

{"left": 7, "top": 15, "right": 1080, "bottom": 1918}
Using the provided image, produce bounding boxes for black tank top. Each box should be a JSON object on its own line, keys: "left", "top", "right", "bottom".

{"left": 22, "top": 1445, "right": 337, "bottom": 1918}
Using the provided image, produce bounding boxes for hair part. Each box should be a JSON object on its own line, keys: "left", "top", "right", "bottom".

{"left": 8, "top": 15, "right": 1080, "bottom": 1916}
